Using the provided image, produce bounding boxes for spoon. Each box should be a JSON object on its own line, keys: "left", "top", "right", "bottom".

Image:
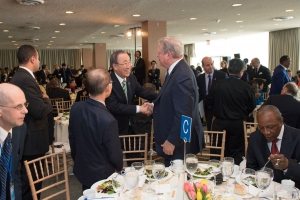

{"left": 262, "top": 159, "right": 271, "bottom": 169}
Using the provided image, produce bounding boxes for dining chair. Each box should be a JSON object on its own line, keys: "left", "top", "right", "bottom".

{"left": 119, "top": 133, "right": 148, "bottom": 165}
{"left": 79, "top": 95, "right": 89, "bottom": 101}
{"left": 198, "top": 130, "right": 226, "bottom": 160}
{"left": 50, "top": 98, "right": 63, "bottom": 116}
{"left": 24, "top": 149, "right": 70, "bottom": 200}
{"left": 243, "top": 121, "right": 258, "bottom": 154}
{"left": 56, "top": 100, "right": 72, "bottom": 114}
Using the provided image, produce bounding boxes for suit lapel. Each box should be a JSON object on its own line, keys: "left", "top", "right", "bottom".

{"left": 280, "top": 126, "right": 294, "bottom": 157}
{"left": 111, "top": 72, "right": 127, "bottom": 103}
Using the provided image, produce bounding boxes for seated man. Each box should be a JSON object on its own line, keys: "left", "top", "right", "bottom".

{"left": 246, "top": 105, "right": 300, "bottom": 188}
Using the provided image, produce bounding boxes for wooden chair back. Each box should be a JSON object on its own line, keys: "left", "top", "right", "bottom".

{"left": 24, "top": 149, "right": 70, "bottom": 200}
{"left": 243, "top": 121, "right": 258, "bottom": 153}
{"left": 50, "top": 98, "right": 63, "bottom": 116}
{"left": 56, "top": 100, "right": 72, "bottom": 114}
{"left": 119, "top": 133, "right": 148, "bottom": 164}
{"left": 79, "top": 95, "right": 89, "bottom": 101}
{"left": 199, "top": 130, "right": 226, "bottom": 160}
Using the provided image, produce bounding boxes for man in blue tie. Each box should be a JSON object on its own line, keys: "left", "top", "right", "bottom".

{"left": 0, "top": 83, "right": 28, "bottom": 200}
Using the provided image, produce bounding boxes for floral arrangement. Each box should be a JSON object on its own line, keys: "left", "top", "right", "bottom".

{"left": 184, "top": 179, "right": 212, "bottom": 200}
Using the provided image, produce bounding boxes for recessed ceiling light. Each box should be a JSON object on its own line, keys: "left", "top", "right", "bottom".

{"left": 285, "top": 9, "right": 294, "bottom": 12}
{"left": 8, "top": 36, "right": 13, "bottom": 38}
{"left": 54, "top": 30, "right": 60, "bottom": 33}
{"left": 46, "top": 46, "right": 50, "bottom": 48}
{"left": 101, "top": 31, "right": 106, "bottom": 34}
{"left": 32, "top": 26, "right": 40, "bottom": 30}
{"left": 14, "top": 43, "right": 18, "bottom": 46}
{"left": 65, "top": 11, "right": 74, "bottom": 14}
{"left": 0, "top": 22, "right": 3, "bottom": 24}
{"left": 84, "top": 40, "right": 88, "bottom": 43}
{"left": 202, "top": 28, "right": 207, "bottom": 31}
{"left": 48, "top": 44, "right": 52, "bottom": 46}
{"left": 232, "top": 3, "right": 242, "bottom": 7}
{"left": 236, "top": 20, "right": 243, "bottom": 23}
{"left": 189, "top": 17, "right": 197, "bottom": 20}
{"left": 3, "top": 30, "right": 9, "bottom": 32}
{"left": 114, "top": 25, "right": 120, "bottom": 28}
{"left": 273, "top": 16, "right": 294, "bottom": 21}
{"left": 11, "top": 41, "right": 16, "bottom": 43}
{"left": 49, "top": 41, "right": 54, "bottom": 43}
{"left": 79, "top": 44, "right": 83, "bottom": 46}
{"left": 216, "top": 19, "right": 221, "bottom": 23}
{"left": 132, "top": 14, "right": 140, "bottom": 17}
{"left": 274, "top": 23, "right": 279, "bottom": 26}
{"left": 51, "top": 36, "right": 56, "bottom": 39}
{"left": 220, "top": 28, "right": 228, "bottom": 31}
{"left": 59, "top": 23, "right": 66, "bottom": 26}
{"left": 237, "top": 13, "right": 241, "bottom": 16}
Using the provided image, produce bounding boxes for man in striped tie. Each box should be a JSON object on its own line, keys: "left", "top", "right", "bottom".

{"left": 0, "top": 83, "right": 28, "bottom": 199}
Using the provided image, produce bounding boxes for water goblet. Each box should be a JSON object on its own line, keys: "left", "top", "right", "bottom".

{"left": 255, "top": 167, "right": 273, "bottom": 198}
{"left": 124, "top": 169, "right": 139, "bottom": 190}
{"left": 152, "top": 162, "right": 166, "bottom": 180}
{"left": 185, "top": 154, "right": 198, "bottom": 178}
{"left": 144, "top": 160, "right": 155, "bottom": 178}
{"left": 131, "top": 162, "right": 144, "bottom": 175}
{"left": 221, "top": 157, "right": 235, "bottom": 194}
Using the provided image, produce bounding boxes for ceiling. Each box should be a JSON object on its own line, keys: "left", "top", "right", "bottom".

{"left": 0, "top": 0, "right": 299, "bottom": 49}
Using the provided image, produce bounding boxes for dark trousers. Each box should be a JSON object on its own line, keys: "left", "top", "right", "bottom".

{"left": 21, "top": 154, "right": 45, "bottom": 200}
{"left": 204, "top": 109, "right": 213, "bottom": 131}
{"left": 212, "top": 118, "right": 245, "bottom": 165}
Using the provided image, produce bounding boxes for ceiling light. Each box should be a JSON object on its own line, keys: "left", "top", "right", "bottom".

{"left": 8, "top": 36, "right": 13, "bottom": 38}
{"left": 84, "top": 40, "right": 88, "bottom": 43}
{"left": 0, "top": 22, "right": 3, "bottom": 24}
{"left": 46, "top": 46, "right": 50, "bottom": 48}
{"left": 203, "top": 32, "right": 216, "bottom": 35}
{"left": 101, "top": 31, "right": 106, "bottom": 34}
{"left": 232, "top": 3, "right": 242, "bottom": 7}
{"left": 32, "top": 26, "right": 40, "bottom": 30}
{"left": 236, "top": 20, "right": 243, "bottom": 23}
{"left": 189, "top": 17, "right": 197, "bottom": 20}
{"left": 132, "top": 14, "right": 140, "bottom": 17}
{"left": 273, "top": 16, "right": 294, "bottom": 21}
{"left": 48, "top": 44, "right": 52, "bottom": 46}
{"left": 14, "top": 44, "right": 18, "bottom": 46}
{"left": 3, "top": 30, "right": 9, "bottom": 32}
{"left": 114, "top": 24, "right": 120, "bottom": 28}
{"left": 59, "top": 23, "right": 66, "bottom": 26}
{"left": 202, "top": 28, "right": 207, "bottom": 31}
{"left": 51, "top": 36, "right": 56, "bottom": 39}
{"left": 49, "top": 40, "right": 54, "bottom": 42}
{"left": 65, "top": 11, "right": 74, "bottom": 14}
{"left": 11, "top": 40, "right": 16, "bottom": 43}
{"left": 274, "top": 23, "right": 279, "bottom": 26}
{"left": 285, "top": 9, "right": 294, "bottom": 12}
{"left": 136, "top": 30, "right": 142, "bottom": 36}
{"left": 54, "top": 30, "right": 60, "bottom": 33}
{"left": 126, "top": 31, "right": 132, "bottom": 37}
{"left": 216, "top": 19, "right": 221, "bottom": 23}
{"left": 237, "top": 13, "right": 241, "bottom": 16}
{"left": 220, "top": 28, "right": 228, "bottom": 31}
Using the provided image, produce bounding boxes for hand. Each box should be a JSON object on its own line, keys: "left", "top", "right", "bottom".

{"left": 161, "top": 140, "right": 175, "bottom": 155}
{"left": 269, "top": 153, "right": 288, "bottom": 170}
{"left": 42, "top": 93, "right": 49, "bottom": 99}
{"left": 139, "top": 102, "right": 153, "bottom": 116}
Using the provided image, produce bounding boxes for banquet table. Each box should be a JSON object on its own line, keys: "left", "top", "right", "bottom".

{"left": 54, "top": 113, "right": 69, "bottom": 143}
{"left": 79, "top": 164, "right": 299, "bottom": 200}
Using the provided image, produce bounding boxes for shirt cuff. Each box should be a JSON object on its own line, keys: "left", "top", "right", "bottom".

{"left": 136, "top": 105, "right": 140, "bottom": 113}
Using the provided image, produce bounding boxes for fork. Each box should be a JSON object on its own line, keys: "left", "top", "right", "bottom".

{"left": 262, "top": 159, "right": 271, "bottom": 169}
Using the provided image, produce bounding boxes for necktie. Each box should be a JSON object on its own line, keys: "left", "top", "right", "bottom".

{"left": 0, "top": 133, "right": 13, "bottom": 200}
{"left": 255, "top": 68, "right": 258, "bottom": 76}
{"left": 271, "top": 139, "right": 279, "bottom": 154}
{"left": 207, "top": 74, "right": 212, "bottom": 94}
{"left": 122, "top": 79, "right": 128, "bottom": 101}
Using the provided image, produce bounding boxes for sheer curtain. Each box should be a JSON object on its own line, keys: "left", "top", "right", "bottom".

{"left": 0, "top": 49, "right": 18, "bottom": 69}
{"left": 269, "top": 28, "right": 300, "bottom": 73}
{"left": 184, "top": 43, "right": 195, "bottom": 65}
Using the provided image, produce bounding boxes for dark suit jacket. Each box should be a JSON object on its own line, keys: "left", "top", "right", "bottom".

{"left": 248, "top": 65, "right": 271, "bottom": 92}
{"left": 246, "top": 125, "right": 300, "bottom": 188}
{"left": 197, "top": 70, "right": 226, "bottom": 105}
{"left": 46, "top": 87, "right": 71, "bottom": 101}
{"left": 133, "top": 58, "right": 146, "bottom": 84}
{"left": 69, "top": 99, "right": 123, "bottom": 187}
{"left": 12, "top": 124, "right": 26, "bottom": 200}
{"left": 106, "top": 72, "right": 157, "bottom": 134}
{"left": 270, "top": 65, "right": 290, "bottom": 95}
{"left": 59, "top": 68, "right": 72, "bottom": 84}
{"left": 35, "top": 70, "right": 47, "bottom": 85}
{"left": 10, "top": 68, "right": 53, "bottom": 156}
{"left": 264, "top": 95, "right": 300, "bottom": 129}
{"left": 153, "top": 59, "right": 204, "bottom": 159}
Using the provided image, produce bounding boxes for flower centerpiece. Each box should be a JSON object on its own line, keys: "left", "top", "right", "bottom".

{"left": 184, "top": 179, "right": 212, "bottom": 200}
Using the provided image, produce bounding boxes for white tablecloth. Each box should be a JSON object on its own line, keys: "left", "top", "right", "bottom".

{"left": 54, "top": 117, "right": 69, "bottom": 143}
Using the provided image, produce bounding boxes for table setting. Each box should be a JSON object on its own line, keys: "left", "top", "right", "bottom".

{"left": 54, "top": 112, "right": 70, "bottom": 143}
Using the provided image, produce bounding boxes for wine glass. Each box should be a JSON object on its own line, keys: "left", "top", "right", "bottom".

{"left": 185, "top": 154, "right": 198, "bottom": 177}
{"left": 131, "top": 162, "right": 144, "bottom": 175}
{"left": 241, "top": 168, "right": 256, "bottom": 195}
{"left": 152, "top": 162, "right": 166, "bottom": 180}
{"left": 144, "top": 160, "right": 155, "bottom": 178}
{"left": 112, "top": 174, "right": 124, "bottom": 197}
{"left": 255, "top": 167, "right": 273, "bottom": 198}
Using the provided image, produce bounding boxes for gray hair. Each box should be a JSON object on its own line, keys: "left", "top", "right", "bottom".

{"left": 86, "top": 69, "right": 111, "bottom": 96}
{"left": 257, "top": 105, "right": 283, "bottom": 123}
{"left": 283, "top": 82, "right": 298, "bottom": 96}
{"left": 110, "top": 50, "right": 128, "bottom": 67}
{"left": 158, "top": 37, "right": 183, "bottom": 58}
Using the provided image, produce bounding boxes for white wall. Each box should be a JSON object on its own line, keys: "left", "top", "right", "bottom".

{"left": 191, "top": 32, "right": 269, "bottom": 69}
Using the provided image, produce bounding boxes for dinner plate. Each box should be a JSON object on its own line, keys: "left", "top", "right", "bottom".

{"left": 188, "top": 163, "right": 220, "bottom": 178}
{"left": 90, "top": 179, "right": 118, "bottom": 198}
{"left": 145, "top": 168, "right": 173, "bottom": 182}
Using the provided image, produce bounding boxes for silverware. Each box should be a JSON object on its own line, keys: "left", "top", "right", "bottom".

{"left": 262, "top": 159, "right": 271, "bottom": 169}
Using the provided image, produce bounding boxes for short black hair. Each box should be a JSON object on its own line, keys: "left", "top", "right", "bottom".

{"left": 280, "top": 55, "right": 289, "bottom": 64}
{"left": 17, "top": 45, "right": 37, "bottom": 65}
{"left": 228, "top": 58, "right": 245, "bottom": 75}
{"left": 110, "top": 50, "right": 127, "bottom": 67}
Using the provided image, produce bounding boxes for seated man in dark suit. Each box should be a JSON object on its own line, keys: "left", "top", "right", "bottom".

{"left": 46, "top": 78, "right": 71, "bottom": 101}
{"left": 264, "top": 82, "right": 300, "bottom": 129}
{"left": 0, "top": 83, "right": 28, "bottom": 200}
{"left": 69, "top": 69, "right": 123, "bottom": 190}
{"left": 246, "top": 105, "right": 300, "bottom": 188}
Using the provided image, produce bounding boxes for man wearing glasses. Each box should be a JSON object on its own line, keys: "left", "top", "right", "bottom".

{"left": 0, "top": 83, "right": 28, "bottom": 200}
{"left": 106, "top": 50, "right": 157, "bottom": 135}
{"left": 10, "top": 44, "right": 53, "bottom": 200}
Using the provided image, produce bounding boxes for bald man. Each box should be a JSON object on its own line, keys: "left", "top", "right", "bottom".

{"left": 196, "top": 56, "right": 226, "bottom": 130}
{"left": 0, "top": 83, "right": 28, "bottom": 200}
{"left": 249, "top": 58, "right": 271, "bottom": 92}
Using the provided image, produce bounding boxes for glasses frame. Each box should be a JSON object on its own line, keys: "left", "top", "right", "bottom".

{"left": 0, "top": 102, "right": 29, "bottom": 111}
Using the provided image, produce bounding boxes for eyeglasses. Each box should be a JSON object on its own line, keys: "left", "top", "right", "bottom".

{"left": 117, "top": 62, "right": 131, "bottom": 66}
{"left": 0, "top": 102, "right": 29, "bottom": 111}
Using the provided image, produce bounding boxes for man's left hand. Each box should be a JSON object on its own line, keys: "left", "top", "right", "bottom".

{"left": 161, "top": 140, "right": 175, "bottom": 155}
{"left": 269, "top": 153, "right": 289, "bottom": 170}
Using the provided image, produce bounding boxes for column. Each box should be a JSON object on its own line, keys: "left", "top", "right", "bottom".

{"left": 93, "top": 43, "right": 107, "bottom": 69}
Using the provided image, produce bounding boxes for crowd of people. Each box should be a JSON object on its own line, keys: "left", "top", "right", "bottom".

{"left": 1, "top": 37, "right": 300, "bottom": 200}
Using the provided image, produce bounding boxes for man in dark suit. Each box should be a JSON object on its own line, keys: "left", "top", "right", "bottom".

{"left": 148, "top": 60, "right": 161, "bottom": 91}
{"left": 246, "top": 105, "right": 300, "bottom": 188}
{"left": 264, "top": 82, "right": 300, "bottom": 129}
{"left": 59, "top": 63, "right": 72, "bottom": 84}
{"left": 10, "top": 44, "right": 53, "bottom": 200}
{"left": 248, "top": 58, "right": 271, "bottom": 92}
{"left": 69, "top": 69, "right": 123, "bottom": 190}
{"left": 133, "top": 50, "right": 146, "bottom": 85}
{"left": 106, "top": 50, "right": 157, "bottom": 135}
{"left": 153, "top": 37, "right": 204, "bottom": 165}
{"left": 197, "top": 56, "right": 226, "bottom": 130}
{"left": 46, "top": 78, "right": 71, "bottom": 101}
{"left": 35, "top": 64, "right": 48, "bottom": 85}
{"left": 0, "top": 83, "right": 28, "bottom": 200}
{"left": 208, "top": 58, "right": 256, "bottom": 164}
{"left": 270, "top": 55, "right": 291, "bottom": 95}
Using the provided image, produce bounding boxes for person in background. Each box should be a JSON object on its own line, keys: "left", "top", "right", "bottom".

{"left": 0, "top": 83, "right": 27, "bottom": 200}
{"left": 132, "top": 50, "right": 146, "bottom": 85}
{"left": 250, "top": 78, "right": 265, "bottom": 105}
{"left": 10, "top": 44, "right": 53, "bottom": 200}
{"left": 52, "top": 64, "right": 61, "bottom": 81}
{"left": 270, "top": 55, "right": 291, "bottom": 95}
{"left": 220, "top": 60, "right": 228, "bottom": 74}
{"left": 59, "top": 63, "right": 72, "bottom": 84}
{"left": 46, "top": 78, "right": 71, "bottom": 101}
{"left": 69, "top": 69, "right": 123, "bottom": 190}
{"left": 35, "top": 64, "right": 48, "bottom": 85}
{"left": 153, "top": 37, "right": 204, "bottom": 166}
{"left": 148, "top": 60, "right": 161, "bottom": 91}
{"left": 246, "top": 105, "right": 300, "bottom": 189}
{"left": 248, "top": 58, "right": 271, "bottom": 93}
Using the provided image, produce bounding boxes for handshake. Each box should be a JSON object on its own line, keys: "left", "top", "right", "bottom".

{"left": 139, "top": 102, "right": 154, "bottom": 116}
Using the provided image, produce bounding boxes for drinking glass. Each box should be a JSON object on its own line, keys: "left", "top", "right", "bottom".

{"left": 131, "top": 162, "right": 144, "bottom": 175}
{"left": 255, "top": 167, "right": 273, "bottom": 198}
{"left": 124, "top": 169, "right": 139, "bottom": 190}
{"left": 152, "top": 162, "right": 166, "bottom": 180}
{"left": 221, "top": 157, "right": 234, "bottom": 181}
{"left": 144, "top": 160, "right": 155, "bottom": 178}
{"left": 112, "top": 174, "right": 124, "bottom": 197}
{"left": 185, "top": 154, "right": 198, "bottom": 175}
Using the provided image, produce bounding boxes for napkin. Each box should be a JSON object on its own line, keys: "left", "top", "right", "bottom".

{"left": 248, "top": 182, "right": 274, "bottom": 198}
{"left": 153, "top": 183, "right": 171, "bottom": 194}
